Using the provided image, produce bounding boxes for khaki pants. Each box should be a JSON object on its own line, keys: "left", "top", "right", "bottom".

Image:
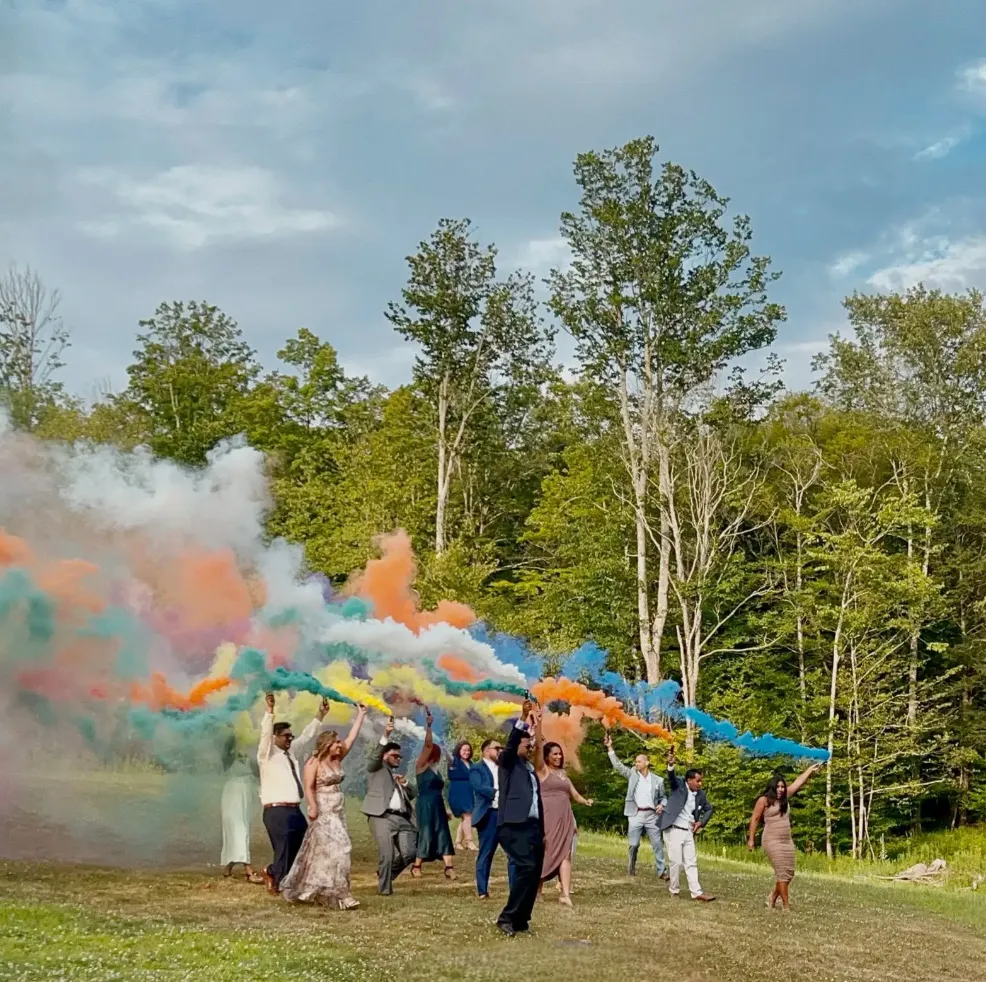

{"left": 663, "top": 826, "right": 702, "bottom": 898}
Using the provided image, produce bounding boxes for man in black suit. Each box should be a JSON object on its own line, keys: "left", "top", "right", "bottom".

{"left": 657, "top": 746, "right": 715, "bottom": 902}
{"left": 495, "top": 700, "right": 545, "bottom": 936}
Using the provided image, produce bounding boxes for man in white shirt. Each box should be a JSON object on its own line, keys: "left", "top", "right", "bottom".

{"left": 605, "top": 731, "right": 668, "bottom": 878}
{"left": 657, "top": 747, "right": 715, "bottom": 902}
{"left": 257, "top": 692, "right": 330, "bottom": 894}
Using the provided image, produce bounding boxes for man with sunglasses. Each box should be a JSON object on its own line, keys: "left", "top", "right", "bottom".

{"left": 362, "top": 717, "right": 418, "bottom": 895}
{"left": 258, "top": 691, "right": 331, "bottom": 895}
{"left": 470, "top": 736, "right": 509, "bottom": 899}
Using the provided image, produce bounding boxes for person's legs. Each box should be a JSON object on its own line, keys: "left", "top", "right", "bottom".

{"left": 395, "top": 817, "right": 418, "bottom": 879}
{"left": 664, "top": 828, "right": 684, "bottom": 896}
{"left": 643, "top": 815, "right": 666, "bottom": 876}
{"left": 558, "top": 857, "right": 573, "bottom": 904}
{"left": 263, "top": 806, "right": 295, "bottom": 890}
{"left": 460, "top": 812, "right": 475, "bottom": 849}
{"left": 768, "top": 882, "right": 779, "bottom": 907}
{"left": 776, "top": 880, "right": 790, "bottom": 909}
{"left": 474, "top": 814, "right": 498, "bottom": 896}
{"left": 627, "top": 815, "right": 643, "bottom": 875}
{"left": 515, "top": 822, "right": 544, "bottom": 929}
{"left": 284, "top": 808, "right": 308, "bottom": 877}
{"left": 368, "top": 816, "right": 396, "bottom": 895}
{"left": 681, "top": 831, "right": 704, "bottom": 898}
{"left": 497, "top": 822, "right": 540, "bottom": 931}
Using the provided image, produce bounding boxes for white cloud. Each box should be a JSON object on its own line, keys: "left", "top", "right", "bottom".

{"left": 510, "top": 237, "right": 571, "bottom": 275}
{"left": 867, "top": 236, "right": 986, "bottom": 292}
{"left": 400, "top": 73, "right": 455, "bottom": 112}
{"left": 914, "top": 127, "right": 971, "bottom": 161}
{"left": 956, "top": 59, "right": 986, "bottom": 94}
{"left": 76, "top": 164, "right": 339, "bottom": 250}
{"left": 828, "top": 250, "right": 869, "bottom": 278}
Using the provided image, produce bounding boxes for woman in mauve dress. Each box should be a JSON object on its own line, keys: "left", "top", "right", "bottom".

{"left": 747, "top": 763, "right": 822, "bottom": 911}
{"left": 535, "top": 738, "right": 593, "bottom": 908}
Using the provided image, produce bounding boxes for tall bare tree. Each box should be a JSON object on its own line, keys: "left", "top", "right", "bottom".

{"left": 0, "top": 264, "right": 69, "bottom": 429}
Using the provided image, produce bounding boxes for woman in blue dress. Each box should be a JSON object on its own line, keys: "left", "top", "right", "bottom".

{"left": 447, "top": 740, "right": 477, "bottom": 851}
{"left": 410, "top": 708, "right": 457, "bottom": 880}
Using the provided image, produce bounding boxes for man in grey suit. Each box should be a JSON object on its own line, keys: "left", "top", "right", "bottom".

{"left": 605, "top": 731, "right": 668, "bottom": 878}
{"left": 362, "top": 718, "right": 417, "bottom": 895}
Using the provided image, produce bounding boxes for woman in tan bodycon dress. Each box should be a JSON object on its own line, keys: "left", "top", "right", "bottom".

{"left": 747, "top": 764, "right": 822, "bottom": 910}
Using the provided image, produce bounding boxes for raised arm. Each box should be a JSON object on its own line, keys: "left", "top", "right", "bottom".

{"left": 340, "top": 704, "right": 369, "bottom": 759}
{"left": 367, "top": 718, "right": 395, "bottom": 774}
{"left": 532, "top": 707, "right": 547, "bottom": 777}
{"left": 257, "top": 693, "right": 275, "bottom": 763}
{"left": 500, "top": 700, "right": 533, "bottom": 769}
{"left": 415, "top": 708, "right": 434, "bottom": 774}
{"left": 788, "top": 762, "right": 822, "bottom": 798}
{"left": 603, "top": 731, "right": 632, "bottom": 779}
{"left": 665, "top": 747, "right": 682, "bottom": 791}
{"left": 747, "top": 795, "right": 767, "bottom": 849}
{"left": 304, "top": 756, "right": 320, "bottom": 820}
{"left": 293, "top": 698, "right": 331, "bottom": 762}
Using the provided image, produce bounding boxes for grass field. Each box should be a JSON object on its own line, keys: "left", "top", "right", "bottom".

{"left": 2, "top": 785, "right": 986, "bottom": 982}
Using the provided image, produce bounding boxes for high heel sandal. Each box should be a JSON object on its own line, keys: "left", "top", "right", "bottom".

{"left": 410, "top": 865, "right": 422, "bottom": 878}
{"left": 338, "top": 897, "right": 360, "bottom": 910}
{"left": 444, "top": 865, "right": 457, "bottom": 880}
{"left": 559, "top": 895, "right": 574, "bottom": 908}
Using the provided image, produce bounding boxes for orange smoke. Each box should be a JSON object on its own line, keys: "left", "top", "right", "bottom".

{"left": 0, "top": 529, "right": 32, "bottom": 568}
{"left": 128, "top": 672, "right": 232, "bottom": 712}
{"left": 539, "top": 706, "right": 599, "bottom": 772}
{"left": 532, "top": 677, "right": 673, "bottom": 741}
{"left": 438, "top": 654, "right": 479, "bottom": 682}
{"left": 346, "top": 530, "right": 475, "bottom": 633}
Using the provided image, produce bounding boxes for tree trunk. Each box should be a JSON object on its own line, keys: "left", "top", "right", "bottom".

{"left": 634, "top": 475, "right": 656, "bottom": 682}
{"left": 825, "top": 612, "right": 844, "bottom": 860}
{"left": 435, "top": 377, "right": 449, "bottom": 555}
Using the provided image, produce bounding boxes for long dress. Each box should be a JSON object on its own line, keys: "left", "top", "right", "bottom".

{"left": 415, "top": 766, "right": 455, "bottom": 861}
{"left": 220, "top": 758, "right": 255, "bottom": 867}
{"left": 539, "top": 769, "right": 577, "bottom": 882}
{"left": 761, "top": 800, "right": 797, "bottom": 883}
{"left": 446, "top": 758, "right": 474, "bottom": 818}
{"left": 280, "top": 764, "right": 355, "bottom": 904}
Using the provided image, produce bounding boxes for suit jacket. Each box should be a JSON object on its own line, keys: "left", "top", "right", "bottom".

{"left": 496, "top": 723, "right": 545, "bottom": 831}
{"left": 607, "top": 749, "right": 668, "bottom": 818}
{"left": 361, "top": 740, "right": 417, "bottom": 823}
{"left": 657, "top": 766, "right": 713, "bottom": 832}
{"left": 470, "top": 760, "right": 497, "bottom": 827}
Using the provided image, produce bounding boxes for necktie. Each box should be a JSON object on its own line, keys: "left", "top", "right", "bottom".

{"left": 285, "top": 751, "right": 304, "bottom": 799}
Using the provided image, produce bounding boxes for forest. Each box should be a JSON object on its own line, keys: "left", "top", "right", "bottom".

{"left": 3, "top": 136, "right": 985, "bottom": 861}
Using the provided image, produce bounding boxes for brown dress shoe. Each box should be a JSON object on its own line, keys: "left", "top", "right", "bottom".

{"left": 694, "top": 894, "right": 716, "bottom": 902}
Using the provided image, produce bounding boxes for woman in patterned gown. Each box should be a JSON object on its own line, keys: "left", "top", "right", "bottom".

{"left": 747, "top": 764, "right": 822, "bottom": 911}
{"left": 280, "top": 704, "right": 369, "bottom": 910}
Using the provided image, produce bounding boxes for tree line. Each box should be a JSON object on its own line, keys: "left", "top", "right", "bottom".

{"left": 3, "top": 136, "right": 985, "bottom": 859}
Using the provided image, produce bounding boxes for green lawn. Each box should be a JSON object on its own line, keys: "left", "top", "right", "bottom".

{"left": 2, "top": 815, "right": 985, "bottom": 982}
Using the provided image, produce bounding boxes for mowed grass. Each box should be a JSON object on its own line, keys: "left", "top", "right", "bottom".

{"left": 1, "top": 773, "right": 984, "bottom": 981}
{"left": 3, "top": 809, "right": 986, "bottom": 982}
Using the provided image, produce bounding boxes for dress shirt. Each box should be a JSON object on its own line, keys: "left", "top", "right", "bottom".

{"left": 379, "top": 736, "right": 408, "bottom": 813}
{"left": 483, "top": 757, "right": 500, "bottom": 809}
{"left": 523, "top": 760, "right": 540, "bottom": 820}
{"left": 257, "top": 711, "right": 322, "bottom": 805}
{"left": 633, "top": 771, "right": 656, "bottom": 810}
{"left": 675, "top": 788, "right": 698, "bottom": 830}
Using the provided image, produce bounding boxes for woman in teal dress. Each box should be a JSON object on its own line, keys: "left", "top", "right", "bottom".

{"left": 410, "top": 708, "right": 456, "bottom": 880}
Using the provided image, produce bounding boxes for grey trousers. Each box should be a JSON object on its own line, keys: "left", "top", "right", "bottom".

{"left": 628, "top": 812, "right": 666, "bottom": 874}
{"left": 368, "top": 813, "right": 417, "bottom": 895}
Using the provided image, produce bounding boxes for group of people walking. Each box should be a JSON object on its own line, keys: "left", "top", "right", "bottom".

{"left": 219, "top": 693, "right": 822, "bottom": 929}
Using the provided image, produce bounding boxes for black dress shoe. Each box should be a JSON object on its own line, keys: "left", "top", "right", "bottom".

{"left": 497, "top": 922, "right": 516, "bottom": 937}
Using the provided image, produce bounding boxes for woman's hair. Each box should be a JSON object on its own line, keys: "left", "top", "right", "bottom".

{"left": 427, "top": 743, "right": 442, "bottom": 765}
{"left": 543, "top": 741, "right": 564, "bottom": 768}
{"left": 453, "top": 740, "right": 473, "bottom": 761}
{"left": 314, "top": 730, "right": 340, "bottom": 759}
{"left": 763, "top": 773, "right": 789, "bottom": 815}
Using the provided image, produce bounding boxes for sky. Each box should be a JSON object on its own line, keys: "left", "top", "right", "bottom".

{"left": 2, "top": 0, "right": 985, "bottom": 399}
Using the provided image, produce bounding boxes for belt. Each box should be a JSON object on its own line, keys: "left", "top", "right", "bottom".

{"left": 264, "top": 802, "right": 301, "bottom": 810}
{"left": 636, "top": 807, "right": 655, "bottom": 812}
{"left": 385, "top": 809, "right": 410, "bottom": 818}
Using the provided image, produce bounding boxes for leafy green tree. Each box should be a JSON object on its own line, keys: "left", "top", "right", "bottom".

{"left": 548, "top": 135, "right": 785, "bottom": 681}
{"left": 386, "top": 218, "right": 554, "bottom": 555}
{"left": 121, "top": 301, "right": 259, "bottom": 465}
